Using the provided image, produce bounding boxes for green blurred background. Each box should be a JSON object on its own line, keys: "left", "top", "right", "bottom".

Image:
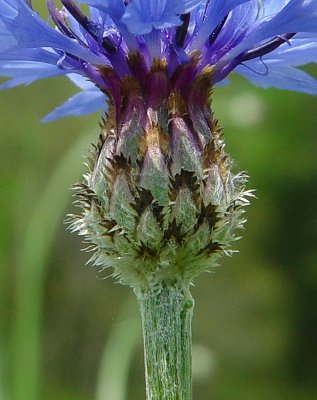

{"left": 1, "top": 3, "right": 317, "bottom": 399}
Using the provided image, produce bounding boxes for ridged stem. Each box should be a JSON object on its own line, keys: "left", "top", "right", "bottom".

{"left": 136, "top": 284, "right": 194, "bottom": 400}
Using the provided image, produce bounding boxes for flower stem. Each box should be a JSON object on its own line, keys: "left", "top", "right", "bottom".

{"left": 136, "top": 284, "right": 194, "bottom": 400}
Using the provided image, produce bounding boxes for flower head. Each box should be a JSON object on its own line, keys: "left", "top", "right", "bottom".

{"left": 1, "top": 1, "right": 316, "bottom": 289}
{"left": 0, "top": 0, "right": 316, "bottom": 120}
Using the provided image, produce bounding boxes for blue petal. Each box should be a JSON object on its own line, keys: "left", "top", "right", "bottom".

{"left": 41, "top": 88, "right": 106, "bottom": 122}
{"left": 235, "top": 63, "right": 317, "bottom": 94}
{"left": 0, "top": 49, "right": 83, "bottom": 87}
{"left": 234, "top": 31, "right": 317, "bottom": 94}
{"left": 0, "top": 61, "right": 65, "bottom": 88}
{"left": 263, "top": 35, "right": 317, "bottom": 66}
{"left": 0, "top": 0, "right": 103, "bottom": 64}
{"left": 77, "top": 0, "right": 125, "bottom": 20}
{"left": 67, "top": 73, "right": 97, "bottom": 90}
{"left": 253, "top": 0, "right": 317, "bottom": 40}
{"left": 204, "top": 2, "right": 260, "bottom": 66}
{"left": 0, "top": 48, "right": 66, "bottom": 65}
{"left": 77, "top": 0, "right": 138, "bottom": 50}
{"left": 259, "top": 0, "right": 290, "bottom": 16}
{"left": 0, "top": 13, "right": 18, "bottom": 51}
{"left": 121, "top": 0, "right": 204, "bottom": 35}
{"left": 216, "top": 0, "right": 317, "bottom": 71}
{"left": 189, "top": 0, "right": 252, "bottom": 50}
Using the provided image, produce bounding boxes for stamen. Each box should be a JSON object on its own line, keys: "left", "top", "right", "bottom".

{"left": 60, "top": 0, "right": 117, "bottom": 54}
{"left": 175, "top": 13, "right": 190, "bottom": 48}
{"left": 241, "top": 33, "right": 296, "bottom": 62}
{"left": 209, "top": 15, "right": 228, "bottom": 46}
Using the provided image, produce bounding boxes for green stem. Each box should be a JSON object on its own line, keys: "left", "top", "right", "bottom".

{"left": 136, "top": 284, "right": 194, "bottom": 400}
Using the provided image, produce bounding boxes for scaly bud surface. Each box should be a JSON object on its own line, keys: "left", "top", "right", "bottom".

{"left": 69, "top": 55, "right": 251, "bottom": 292}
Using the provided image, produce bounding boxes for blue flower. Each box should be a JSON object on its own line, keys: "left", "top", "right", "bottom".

{"left": 0, "top": 0, "right": 316, "bottom": 120}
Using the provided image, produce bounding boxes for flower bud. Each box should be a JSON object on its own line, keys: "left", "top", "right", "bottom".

{"left": 69, "top": 57, "right": 252, "bottom": 291}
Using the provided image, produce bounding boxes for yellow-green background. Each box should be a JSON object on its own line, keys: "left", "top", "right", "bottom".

{"left": 1, "top": 2, "right": 317, "bottom": 399}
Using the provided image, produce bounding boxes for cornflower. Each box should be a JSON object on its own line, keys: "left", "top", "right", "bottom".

{"left": 1, "top": 1, "right": 316, "bottom": 399}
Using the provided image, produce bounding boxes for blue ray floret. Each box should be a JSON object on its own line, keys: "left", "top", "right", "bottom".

{"left": 0, "top": 0, "right": 316, "bottom": 120}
